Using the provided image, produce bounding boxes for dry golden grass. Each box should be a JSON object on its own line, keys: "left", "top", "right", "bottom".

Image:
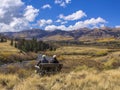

{"left": 42, "top": 35, "right": 74, "bottom": 41}
{"left": 0, "top": 41, "right": 20, "bottom": 56}
{"left": 0, "top": 74, "right": 20, "bottom": 90}
{"left": 45, "top": 46, "right": 111, "bottom": 58}
{"left": 0, "top": 69, "right": 119, "bottom": 90}
{"left": 0, "top": 45, "right": 120, "bottom": 90}
{"left": 54, "top": 46, "right": 109, "bottom": 56}
{"left": 97, "top": 37, "right": 116, "bottom": 42}
{"left": 44, "top": 46, "right": 120, "bottom": 72}
{"left": 0, "top": 41, "right": 37, "bottom": 63}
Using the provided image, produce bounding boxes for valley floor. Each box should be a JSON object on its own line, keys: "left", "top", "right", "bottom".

{"left": 0, "top": 42, "right": 120, "bottom": 90}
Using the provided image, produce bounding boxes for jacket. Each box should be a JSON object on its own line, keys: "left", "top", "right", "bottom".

{"left": 50, "top": 58, "right": 59, "bottom": 63}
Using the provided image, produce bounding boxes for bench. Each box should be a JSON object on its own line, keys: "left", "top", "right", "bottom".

{"left": 35, "top": 63, "right": 63, "bottom": 76}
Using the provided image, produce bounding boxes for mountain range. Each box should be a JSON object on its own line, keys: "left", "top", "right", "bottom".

{"left": 2, "top": 27, "right": 120, "bottom": 41}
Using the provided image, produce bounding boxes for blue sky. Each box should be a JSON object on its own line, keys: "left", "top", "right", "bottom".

{"left": 0, "top": 0, "right": 120, "bottom": 32}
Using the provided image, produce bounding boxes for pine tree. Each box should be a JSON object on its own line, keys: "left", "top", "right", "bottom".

{"left": 10, "top": 39, "right": 14, "bottom": 46}
{"left": 14, "top": 42, "right": 17, "bottom": 48}
{"left": 1, "top": 38, "right": 4, "bottom": 42}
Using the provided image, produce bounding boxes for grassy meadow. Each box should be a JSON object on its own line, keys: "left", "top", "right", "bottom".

{"left": 0, "top": 41, "right": 20, "bottom": 56}
{"left": 0, "top": 41, "right": 37, "bottom": 63}
{"left": 0, "top": 41, "right": 120, "bottom": 90}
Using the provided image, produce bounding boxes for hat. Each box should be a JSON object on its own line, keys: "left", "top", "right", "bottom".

{"left": 53, "top": 55, "right": 56, "bottom": 58}
{"left": 42, "top": 55, "right": 46, "bottom": 58}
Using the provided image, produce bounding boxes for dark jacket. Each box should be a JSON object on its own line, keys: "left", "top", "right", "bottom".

{"left": 41, "top": 57, "right": 48, "bottom": 63}
{"left": 50, "top": 57, "right": 59, "bottom": 63}
{"left": 37, "top": 57, "right": 48, "bottom": 66}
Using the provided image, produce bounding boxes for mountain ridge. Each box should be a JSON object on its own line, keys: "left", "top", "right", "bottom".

{"left": 2, "top": 27, "right": 120, "bottom": 41}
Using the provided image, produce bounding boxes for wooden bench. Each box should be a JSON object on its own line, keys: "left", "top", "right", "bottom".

{"left": 35, "top": 63, "right": 63, "bottom": 76}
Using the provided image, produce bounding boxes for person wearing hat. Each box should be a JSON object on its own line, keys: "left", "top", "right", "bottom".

{"left": 41, "top": 55, "right": 48, "bottom": 63}
{"left": 37, "top": 55, "right": 48, "bottom": 66}
{"left": 50, "top": 55, "right": 59, "bottom": 63}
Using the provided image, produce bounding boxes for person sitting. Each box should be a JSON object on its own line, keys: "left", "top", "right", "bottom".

{"left": 50, "top": 55, "right": 59, "bottom": 63}
{"left": 37, "top": 55, "right": 48, "bottom": 66}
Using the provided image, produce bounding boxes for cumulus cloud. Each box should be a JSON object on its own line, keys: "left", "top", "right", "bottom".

{"left": 61, "top": 21, "right": 68, "bottom": 24}
{"left": 24, "top": 5, "right": 39, "bottom": 22}
{"left": 115, "top": 25, "right": 120, "bottom": 28}
{"left": 55, "top": 0, "right": 71, "bottom": 7}
{"left": 45, "top": 17, "right": 106, "bottom": 31}
{"left": 9, "top": 18, "right": 29, "bottom": 31}
{"left": 69, "top": 17, "right": 106, "bottom": 30}
{"left": 56, "top": 19, "right": 62, "bottom": 23}
{"left": 0, "top": 0, "right": 24, "bottom": 24}
{"left": 59, "top": 10, "right": 86, "bottom": 21}
{"left": 0, "top": 9, "right": 5, "bottom": 18}
{"left": 38, "top": 19, "right": 53, "bottom": 27}
{"left": 56, "top": 19, "right": 68, "bottom": 24}
{"left": 0, "top": 0, "right": 39, "bottom": 32}
{"left": 42, "top": 4, "right": 51, "bottom": 9}
{"left": 45, "top": 25, "right": 67, "bottom": 31}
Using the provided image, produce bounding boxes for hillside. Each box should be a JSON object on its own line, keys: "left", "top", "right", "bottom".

{"left": 2, "top": 27, "right": 120, "bottom": 41}
{"left": 0, "top": 41, "right": 20, "bottom": 56}
{"left": 42, "top": 35, "right": 74, "bottom": 41}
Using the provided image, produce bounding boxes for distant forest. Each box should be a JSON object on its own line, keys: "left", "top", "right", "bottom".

{"left": 10, "top": 38, "right": 56, "bottom": 52}
{"left": 0, "top": 34, "right": 7, "bottom": 42}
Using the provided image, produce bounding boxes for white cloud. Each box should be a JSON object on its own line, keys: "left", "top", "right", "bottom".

{"left": 24, "top": 5, "right": 39, "bottom": 22}
{"left": 45, "top": 17, "right": 106, "bottom": 31}
{"left": 83, "top": 17, "right": 106, "bottom": 25}
{"left": 56, "top": 19, "right": 62, "bottom": 23}
{"left": 61, "top": 21, "right": 68, "bottom": 24}
{"left": 0, "top": 0, "right": 24, "bottom": 24}
{"left": 0, "top": 0, "right": 24, "bottom": 8}
{"left": 45, "top": 25, "right": 67, "bottom": 31}
{"left": 59, "top": 10, "right": 86, "bottom": 21}
{"left": 10, "top": 18, "right": 29, "bottom": 31}
{"left": 0, "top": 18, "right": 29, "bottom": 32}
{"left": 38, "top": 19, "right": 53, "bottom": 27}
{"left": 0, "top": 9, "right": 5, "bottom": 18}
{"left": 100, "top": 24, "right": 105, "bottom": 28}
{"left": 115, "top": 25, "right": 120, "bottom": 28}
{"left": 42, "top": 4, "right": 51, "bottom": 9}
{"left": 55, "top": 0, "right": 71, "bottom": 7}
{"left": 67, "top": 17, "right": 106, "bottom": 30}
{"left": 65, "top": 0, "right": 71, "bottom": 4}
{"left": 0, "top": 0, "right": 39, "bottom": 32}
{"left": 56, "top": 19, "right": 67, "bottom": 24}
{"left": 0, "top": 23, "right": 12, "bottom": 32}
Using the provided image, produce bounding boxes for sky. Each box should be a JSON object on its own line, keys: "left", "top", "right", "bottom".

{"left": 0, "top": 0, "right": 120, "bottom": 32}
